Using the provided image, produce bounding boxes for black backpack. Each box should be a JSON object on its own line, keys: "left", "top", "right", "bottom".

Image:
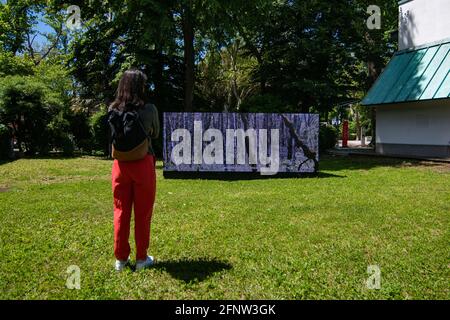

{"left": 108, "top": 107, "right": 150, "bottom": 161}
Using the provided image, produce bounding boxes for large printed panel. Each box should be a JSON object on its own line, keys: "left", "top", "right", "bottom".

{"left": 163, "top": 113, "right": 319, "bottom": 175}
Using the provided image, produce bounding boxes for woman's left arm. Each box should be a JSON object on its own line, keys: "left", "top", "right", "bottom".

{"left": 149, "top": 105, "right": 160, "bottom": 139}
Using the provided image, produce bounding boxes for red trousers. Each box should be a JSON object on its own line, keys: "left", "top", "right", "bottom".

{"left": 112, "top": 154, "right": 156, "bottom": 261}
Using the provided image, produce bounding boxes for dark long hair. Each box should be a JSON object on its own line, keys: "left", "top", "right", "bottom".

{"left": 110, "top": 69, "right": 147, "bottom": 111}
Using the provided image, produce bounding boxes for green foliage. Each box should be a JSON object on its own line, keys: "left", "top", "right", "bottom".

{"left": 0, "top": 50, "right": 35, "bottom": 77}
{"left": 240, "top": 94, "right": 293, "bottom": 113}
{"left": 47, "top": 111, "right": 75, "bottom": 156}
{"left": 67, "top": 111, "right": 94, "bottom": 153}
{"left": 67, "top": 0, "right": 183, "bottom": 110}
{"left": 319, "top": 123, "right": 338, "bottom": 152}
{"left": 0, "top": 32, "right": 75, "bottom": 155}
{"left": 89, "top": 107, "right": 110, "bottom": 156}
{"left": 0, "top": 0, "right": 37, "bottom": 54}
{"left": 33, "top": 61, "right": 72, "bottom": 107}
{"left": 60, "top": 134, "right": 76, "bottom": 156}
{"left": 0, "top": 63, "right": 73, "bottom": 155}
{"left": 347, "top": 121, "right": 355, "bottom": 140}
{"left": 0, "top": 0, "right": 400, "bottom": 155}
{"left": 197, "top": 40, "right": 259, "bottom": 111}
{"left": 0, "top": 75, "right": 52, "bottom": 155}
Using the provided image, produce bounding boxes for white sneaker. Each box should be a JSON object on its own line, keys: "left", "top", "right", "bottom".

{"left": 115, "top": 258, "right": 130, "bottom": 272}
{"left": 136, "top": 255, "right": 154, "bottom": 271}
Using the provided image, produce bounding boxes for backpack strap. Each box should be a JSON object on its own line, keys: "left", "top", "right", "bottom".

{"left": 107, "top": 110, "right": 120, "bottom": 140}
{"left": 136, "top": 116, "right": 151, "bottom": 141}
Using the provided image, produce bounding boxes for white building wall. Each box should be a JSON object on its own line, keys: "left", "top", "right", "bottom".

{"left": 376, "top": 100, "right": 450, "bottom": 146}
{"left": 399, "top": 0, "right": 450, "bottom": 50}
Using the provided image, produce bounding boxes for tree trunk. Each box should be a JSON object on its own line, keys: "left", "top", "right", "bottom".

{"left": 367, "top": 61, "right": 378, "bottom": 148}
{"left": 256, "top": 56, "right": 267, "bottom": 94}
{"left": 355, "top": 107, "right": 361, "bottom": 140}
{"left": 154, "top": 48, "right": 164, "bottom": 109}
{"left": 370, "top": 107, "right": 376, "bottom": 147}
{"left": 182, "top": 2, "right": 195, "bottom": 112}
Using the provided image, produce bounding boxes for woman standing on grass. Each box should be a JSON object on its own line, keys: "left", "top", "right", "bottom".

{"left": 109, "top": 69, "right": 159, "bottom": 271}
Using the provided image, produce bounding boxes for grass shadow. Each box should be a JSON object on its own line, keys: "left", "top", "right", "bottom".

{"left": 315, "top": 171, "right": 345, "bottom": 178}
{"left": 153, "top": 258, "right": 232, "bottom": 283}
{"left": 320, "top": 154, "right": 449, "bottom": 172}
{"left": 163, "top": 171, "right": 344, "bottom": 180}
{"left": 2, "top": 152, "right": 104, "bottom": 162}
{"left": 0, "top": 158, "right": 17, "bottom": 166}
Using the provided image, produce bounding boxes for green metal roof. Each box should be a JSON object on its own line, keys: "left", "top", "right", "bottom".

{"left": 362, "top": 40, "right": 450, "bottom": 106}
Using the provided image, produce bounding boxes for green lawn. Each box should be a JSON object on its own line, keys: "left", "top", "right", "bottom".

{"left": 0, "top": 155, "right": 448, "bottom": 300}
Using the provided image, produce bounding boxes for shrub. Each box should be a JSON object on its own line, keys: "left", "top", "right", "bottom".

{"left": 90, "top": 107, "right": 110, "bottom": 156}
{"left": 67, "top": 111, "right": 93, "bottom": 153}
{"left": 319, "top": 123, "right": 338, "bottom": 152}
{"left": 0, "top": 76, "right": 52, "bottom": 155}
{"left": 0, "top": 124, "right": 12, "bottom": 159}
{"left": 60, "top": 134, "right": 75, "bottom": 156}
{"left": 46, "top": 111, "right": 74, "bottom": 155}
{"left": 0, "top": 59, "right": 75, "bottom": 156}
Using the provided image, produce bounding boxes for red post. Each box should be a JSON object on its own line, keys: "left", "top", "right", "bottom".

{"left": 342, "top": 120, "right": 349, "bottom": 148}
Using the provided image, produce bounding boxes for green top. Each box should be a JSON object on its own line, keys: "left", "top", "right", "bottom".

{"left": 138, "top": 103, "right": 160, "bottom": 155}
{"left": 362, "top": 39, "right": 450, "bottom": 106}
